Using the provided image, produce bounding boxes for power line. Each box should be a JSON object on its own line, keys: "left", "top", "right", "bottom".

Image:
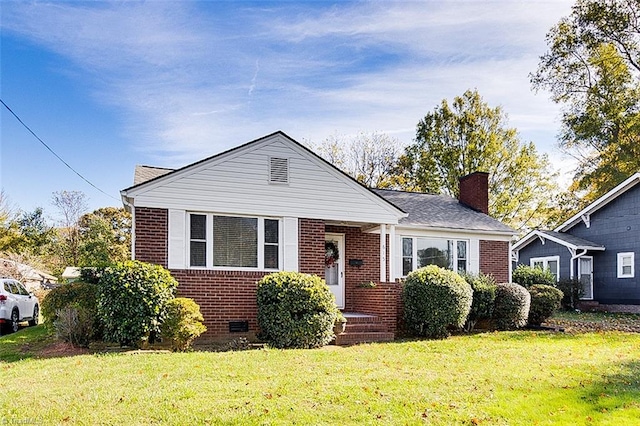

{"left": 1, "top": 98, "right": 119, "bottom": 202}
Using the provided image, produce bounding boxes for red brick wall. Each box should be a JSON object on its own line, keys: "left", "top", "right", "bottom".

{"left": 299, "top": 218, "right": 325, "bottom": 275}
{"left": 134, "top": 212, "right": 403, "bottom": 339}
{"left": 135, "top": 207, "right": 168, "bottom": 267}
{"left": 352, "top": 283, "right": 401, "bottom": 334}
{"left": 171, "top": 269, "right": 267, "bottom": 340}
{"left": 459, "top": 172, "right": 489, "bottom": 214}
{"left": 480, "top": 240, "right": 510, "bottom": 282}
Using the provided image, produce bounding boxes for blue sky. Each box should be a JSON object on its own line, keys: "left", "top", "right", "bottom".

{"left": 1, "top": 0, "right": 574, "bottom": 220}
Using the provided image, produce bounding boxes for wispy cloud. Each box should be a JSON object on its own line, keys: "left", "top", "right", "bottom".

{"left": 249, "top": 60, "right": 260, "bottom": 97}
{"left": 1, "top": 0, "right": 574, "bottom": 170}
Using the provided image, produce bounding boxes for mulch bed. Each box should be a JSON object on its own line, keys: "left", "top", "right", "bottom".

{"left": 544, "top": 316, "right": 640, "bottom": 333}
{"left": 17, "top": 315, "right": 640, "bottom": 360}
{"left": 30, "top": 341, "right": 91, "bottom": 358}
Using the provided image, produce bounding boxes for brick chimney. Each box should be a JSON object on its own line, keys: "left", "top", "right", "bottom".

{"left": 459, "top": 172, "right": 489, "bottom": 214}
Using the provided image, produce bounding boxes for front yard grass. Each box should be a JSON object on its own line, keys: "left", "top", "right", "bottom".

{"left": 1, "top": 318, "right": 639, "bottom": 425}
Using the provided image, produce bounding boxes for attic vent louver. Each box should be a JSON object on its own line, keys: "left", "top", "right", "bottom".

{"left": 269, "top": 157, "right": 289, "bottom": 184}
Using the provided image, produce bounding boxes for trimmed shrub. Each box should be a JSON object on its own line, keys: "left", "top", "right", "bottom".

{"left": 80, "top": 267, "right": 106, "bottom": 284}
{"left": 557, "top": 278, "right": 584, "bottom": 310}
{"left": 53, "top": 306, "right": 95, "bottom": 347}
{"left": 403, "top": 265, "right": 473, "bottom": 338}
{"left": 256, "top": 271, "right": 339, "bottom": 349}
{"left": 98, "top": 260, "right": 178, "bottom": 347}
{"left": 461, "top": 273, "right": 497, "bottom": 332}
{"left": 512, "top": 265, "right": 556, "bottom": 288}
{"left": 528, "top": 284, "right": 563, "bottom": 326}
{"left": 41, "top": 281, "right": 102, "bottom": 342}
{"left": 493, "top": 282, "right": 531, "bottom": 330}
{"left": 160, "top": 298, "right": 207, "bottom": 351}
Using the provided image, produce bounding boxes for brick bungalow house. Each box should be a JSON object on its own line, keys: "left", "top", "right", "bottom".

{"left": 121, "top": 131, "right": 515, "bottom": 343}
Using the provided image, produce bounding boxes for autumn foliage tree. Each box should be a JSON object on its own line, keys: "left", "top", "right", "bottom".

{"left": 78, "top": 207, "right": 131, "bottom": 266}
{"left": 396, "top": 89, "right": 558, "bottom": 232}
{"left": 532, "top": 0, "right": 640, "bottom": 202}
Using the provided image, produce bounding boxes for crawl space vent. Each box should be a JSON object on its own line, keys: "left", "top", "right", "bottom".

{"left": 269, "top": 157, "right": 289, "bottom": 184}
{"left": 229, "top": 321, "right": 249, "bottom": 333}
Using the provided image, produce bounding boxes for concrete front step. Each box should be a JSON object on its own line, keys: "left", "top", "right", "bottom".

{"left": 342, "top": 313, "right": 382, "bottom": 324}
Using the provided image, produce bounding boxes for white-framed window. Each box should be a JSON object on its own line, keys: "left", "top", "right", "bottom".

{"left": 401, "top": 237, "right": 468, "bottom": 276}
{"left": 188, "top": 213, "right": 281, "bottom": 270}
{"left": 617, "top": 252, "right": 635, "bottom": 278}
{"left": 530, "top": 256, "right": 560, "bottom": 282}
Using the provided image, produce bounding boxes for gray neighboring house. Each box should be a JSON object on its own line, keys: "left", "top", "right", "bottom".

{"left": 512, "top": 172, "right": 640, "bottom": 311}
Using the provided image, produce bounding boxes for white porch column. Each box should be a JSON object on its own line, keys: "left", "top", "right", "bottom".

{"left": 388, "top": 224, "right": 396, "bottom": 282}
{"left": 379, "top": 224, "right": 387, "bottom": 283}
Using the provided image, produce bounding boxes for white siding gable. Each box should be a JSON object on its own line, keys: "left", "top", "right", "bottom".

{"left": 127, "top": 133, "right": 404, "bottom": 224}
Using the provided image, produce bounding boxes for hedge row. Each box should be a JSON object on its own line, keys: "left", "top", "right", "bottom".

{"left": 403, "top": 266, "right": 564, "bottom": 337}
{"left": 41, "top": 261, "right": 206, "bottom": 350}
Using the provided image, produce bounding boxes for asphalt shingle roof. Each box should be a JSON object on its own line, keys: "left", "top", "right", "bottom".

{"left": 131, "top": 164, "right": 512, "bottom": 234}
{"left": 133, "top": 165, "right": 173, "bottom": 185}
{"left": 372, "top": 189, "right": 514, "bottom": 233}
{"left": 536, "top": 230, "right": 604, "bottom": 249}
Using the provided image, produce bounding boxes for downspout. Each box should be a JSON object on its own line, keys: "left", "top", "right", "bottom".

{"left": 508, "top": 240, "right": 514, "bottom": 283}
{"left": 122, "top": 196, "right": 135, "bottom": 260}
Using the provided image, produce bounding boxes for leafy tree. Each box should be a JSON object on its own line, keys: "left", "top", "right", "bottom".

{"left": 51, "top": 190, "right": 88, "bottom": 266}
{"left": 310, "top": 131, "right": 403, "bottom": 188}
{"left": 0, "top": 190, "right": 23, "bottom": 253}
{"left": 78, "top": 207, "right": 131, "bottom": 266}
{"left": 18, "top": 207, "right": 55, "bottom": 255}
{"left": 531, "top": 0, "right": 640, "bottom": 202}
{"left": 398, "top": 89, "right": 558, "bottom": 231}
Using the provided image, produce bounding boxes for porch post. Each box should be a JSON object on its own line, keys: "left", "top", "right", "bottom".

{"left": 379, "top": 224, "right": 387, "bottom": 283}
{"left": 388, "top": 224, "right": 396, "bottom": 282}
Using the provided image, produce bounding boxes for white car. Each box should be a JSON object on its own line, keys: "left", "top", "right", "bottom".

{"left": 0, "top": 278, "right": 39, "bottom": 334}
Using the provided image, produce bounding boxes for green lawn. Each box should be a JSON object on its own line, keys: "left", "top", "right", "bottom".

{"left": 1, "top": 325, "right": 640, "bottom": 425}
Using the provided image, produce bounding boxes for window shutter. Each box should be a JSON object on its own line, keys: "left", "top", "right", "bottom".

{"left": 269, "top": 157, "right": 289, "bottom": 184}
{"left": 168, "top": 209, "right": 186, "bottom": 269}
{"left": 469, "top": 238, "right": 480, "bottom": 274}
{"left": 283, "top": 217, "right": 299, "bottom": 272}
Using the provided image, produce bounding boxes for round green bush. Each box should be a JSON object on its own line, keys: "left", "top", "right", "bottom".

{"left": 98, "top": 260, "right": 178, "bottom": 347}
{"left": 512, "top": 265, "right": 556, "bottom": 288}
{"left": 493, "top": 282, "right": 531, "bottom": 330}
{"left": 461, "top": 272, "right": 497, "bottom": 332}
{"left": 402, "top": 265, "right": 473, "bottom": 338}
{"left": 160, "top": 297, "right": 207, "bottom": 351}
{"left": 528, "top": 284, "right": 563, "bottom": 326}
{"left": 256, "top": 271, "right": 339, "bottom": 349}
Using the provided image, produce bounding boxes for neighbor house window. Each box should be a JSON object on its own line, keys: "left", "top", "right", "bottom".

{"left": 188, "top": 213, "right": 280, "bottom": 270}
{"left": 617, "top": 252, "right": 634, "bottom": 278}
{"left": 530, "top": 256, "right": 560, "bottom": 282}
{"left": 401, "top": 237, "right": 468, "bottom": 276}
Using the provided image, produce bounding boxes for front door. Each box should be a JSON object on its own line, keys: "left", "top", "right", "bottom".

{"left": 578, "top": 256, "right": 594, "bottom": 299}
{"left": 325, "top": 233, "right": 345, "bottom": 309}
